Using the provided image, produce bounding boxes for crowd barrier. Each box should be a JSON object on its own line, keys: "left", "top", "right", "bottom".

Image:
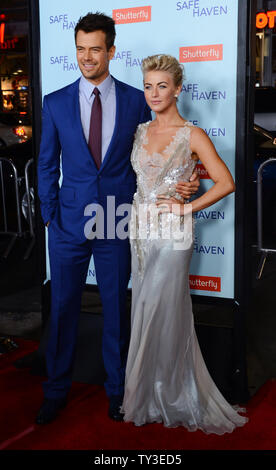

{"left": 256, "top": 157, "right": 276, "bottom": 279}
{"left": 0, "top": 157, "right": 35, "bottom": 259}
{"left": 23, "top": 158, "right": 35, "bottom": 260}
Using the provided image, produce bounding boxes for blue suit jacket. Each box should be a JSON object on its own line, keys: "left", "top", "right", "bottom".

{"left": 37, "top": 77, "right": 151, "bottom": 244}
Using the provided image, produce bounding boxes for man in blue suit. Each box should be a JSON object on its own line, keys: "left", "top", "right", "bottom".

{"left": 36, "top": 12, "right": 199, "bottom": 424}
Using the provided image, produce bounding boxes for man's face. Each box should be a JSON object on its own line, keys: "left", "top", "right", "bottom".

{"left": 76, "top": 30, "right": 115, "bottom": 84}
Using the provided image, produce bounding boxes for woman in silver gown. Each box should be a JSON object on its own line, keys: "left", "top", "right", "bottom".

{"left": 121, "top": 55, "right": 248, "bottom": 434}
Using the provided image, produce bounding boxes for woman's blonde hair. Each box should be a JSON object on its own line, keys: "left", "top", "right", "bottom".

{"left": 142, "top": 54, "right": 184, "bottom": 87}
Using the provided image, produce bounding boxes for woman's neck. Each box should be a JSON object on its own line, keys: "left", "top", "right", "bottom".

{"left": 153, "top": 105, "right": 185, "bottom": 129}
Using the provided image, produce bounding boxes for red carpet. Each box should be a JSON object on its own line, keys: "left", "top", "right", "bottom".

{"left": 0, "top": 339, "right": 276, "bottom": 451}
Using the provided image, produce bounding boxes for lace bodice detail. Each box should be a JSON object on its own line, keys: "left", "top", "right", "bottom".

{"left": 131, "top": 121, "right": 197, "bottom": 204}
{"left": 130, "top": 121, "right": 197, "bottom": 278}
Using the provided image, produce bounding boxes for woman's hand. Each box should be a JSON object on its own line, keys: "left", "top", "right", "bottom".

{"left": 156, "top": 195, "right": 184, "bottom": 215}
{"left": 175, "top": 170, "right": 200, "bottom": 200}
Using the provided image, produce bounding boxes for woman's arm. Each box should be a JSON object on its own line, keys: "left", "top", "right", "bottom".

{"left": 189, "top": 127, "right": 235, "bottom": 213}
{"left": 156, "top": 127, "right": 235, "bottom": 214}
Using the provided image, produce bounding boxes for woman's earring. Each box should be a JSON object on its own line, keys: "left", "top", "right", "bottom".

{"left": 174, "top": 94, "right": 178, "bottom": 98}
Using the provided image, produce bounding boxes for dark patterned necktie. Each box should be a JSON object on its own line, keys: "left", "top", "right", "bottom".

{"left": 88, "top": 87, "right": 102, "bottom": 169}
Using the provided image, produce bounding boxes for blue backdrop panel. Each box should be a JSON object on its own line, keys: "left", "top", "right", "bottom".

{"left": 39, "top": 0, "right": 238, "bottom": 299}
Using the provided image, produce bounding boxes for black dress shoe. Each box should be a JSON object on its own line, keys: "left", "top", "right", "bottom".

{"left": 35, "top": 397, "right": 67, "bottom": 425}
{"left": 108, "top": 395, "right": 124, "bottom": 422}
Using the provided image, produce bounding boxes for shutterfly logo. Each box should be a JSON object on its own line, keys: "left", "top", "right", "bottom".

{"left": 179, "top": 44, "right": 223, "bottom": 63}
{"left": 113, "top": 6, "right": 151, "bottom": 24}
{"left": 189, "top": 275, "right": 221, "bottom": 292}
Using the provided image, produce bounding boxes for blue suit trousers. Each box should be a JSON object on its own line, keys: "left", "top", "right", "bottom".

{"left": 43, "top": 227, "right": 131, "bottom": 400}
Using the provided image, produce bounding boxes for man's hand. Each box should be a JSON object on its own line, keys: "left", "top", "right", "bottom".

{"left": 175, "top": 169, "right": 200, "bottom": 200}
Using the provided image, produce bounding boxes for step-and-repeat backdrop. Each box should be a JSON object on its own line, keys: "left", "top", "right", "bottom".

{"left": 40, "top": 0, "right": 239, "bottom": 299}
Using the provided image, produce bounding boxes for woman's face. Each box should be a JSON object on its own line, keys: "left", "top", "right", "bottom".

{"left": 143, "top": 70, "right": 181, "bottom": 113}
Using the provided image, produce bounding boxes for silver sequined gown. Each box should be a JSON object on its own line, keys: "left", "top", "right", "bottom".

{"left": 122, "top": 121, "right": 248, "bottom": 434}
